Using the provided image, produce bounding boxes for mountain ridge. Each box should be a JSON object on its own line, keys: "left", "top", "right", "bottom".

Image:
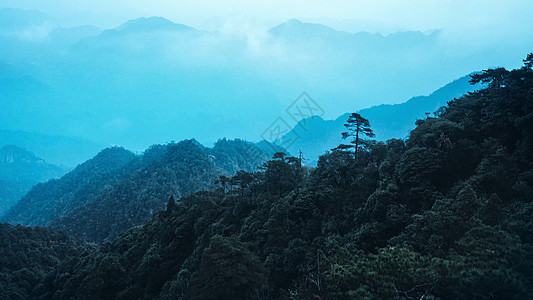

{"left": 2, "top": 139, "right": 275, "bottom": 242}
{"left": 268, "top": 18, "right": 441, "bottom": 45}
{"left": 280, "top": 74, "right": 482, "bottom": 164}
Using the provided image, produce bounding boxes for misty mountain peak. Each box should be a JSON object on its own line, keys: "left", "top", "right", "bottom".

{"left": 115, "top": 16, "right": 194, "bottom": 33}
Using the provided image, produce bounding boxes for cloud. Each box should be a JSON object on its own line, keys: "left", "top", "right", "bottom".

{"left": 103, "top": 118, "right": 132, "bottom": 133}
{"left": 9, "top": 23, "right": 54, "bottom": 42}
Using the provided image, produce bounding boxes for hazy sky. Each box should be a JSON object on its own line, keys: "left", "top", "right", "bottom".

{"left": 3, "top": 0, "right": 533, "bottom": 34}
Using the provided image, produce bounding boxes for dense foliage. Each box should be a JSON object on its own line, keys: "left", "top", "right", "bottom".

{"left": 2, "top": 139, "right": 272, "bottom": 242}
{"left": 2, "top": 55, "right": 533, "bottom": 299}
{"left": 0, "top": 223, "right": 90, "bottom": 299}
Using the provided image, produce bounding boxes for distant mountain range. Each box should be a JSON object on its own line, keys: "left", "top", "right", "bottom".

{"left": 0, "top": 145, "right": 67, "bottom": 216}
{"left": 269, "top": 18, "right": 440, "bottom": 47}
{"left": 0, "top": 130, "right": 104, "bottom": 167}
{"left": 2, "top": 7, "right": 522, "bottom": 151}
{"left": 2, "top": 139, "right": 276, "bottom": 242}
{"left": 280, "top": 74, "right": 483, "bottom": 164}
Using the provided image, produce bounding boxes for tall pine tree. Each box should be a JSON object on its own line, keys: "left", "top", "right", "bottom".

{"left": 333, "top": 113, "right": 375, "bottom": 159}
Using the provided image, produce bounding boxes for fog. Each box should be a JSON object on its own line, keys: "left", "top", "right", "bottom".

{"left": 1, "top": 1, "right": 532, "bottom": 165}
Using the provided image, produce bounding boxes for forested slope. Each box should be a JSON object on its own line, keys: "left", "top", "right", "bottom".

{"left": 0, "top": 223, "right": 90, "bottom": 300}
{"left": 23, "top": 54, "right": 533, "bottom": 299}
{"left": 2, "top": 147, "right": 137, "bottom": 227}
{"left": 3, "top": 139, "right": 272, "bottom": 243}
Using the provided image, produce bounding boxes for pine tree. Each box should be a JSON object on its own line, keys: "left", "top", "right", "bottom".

{"left": 333, "top": 113, "right": 375, "bottom": 159}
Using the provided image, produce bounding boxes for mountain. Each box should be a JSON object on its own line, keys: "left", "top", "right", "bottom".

{"left": 0, "top": 145, "right": 66, "bottom": 180}
{"left": 254, "top": 140, "right": 289, "bottom": 157}
{"left": 0, "top": 7, "right": 52, "bottom": 30}
{"left": 277, "top": 115, "right": 345, "bottom": 165}
{"left": 3, "top": 11, "right": 526, "bottom": 151}
{"left": 8, "top": 59, "right": 531, "bottom": 299}
{"left": 0, "top": 8, "right": 100, "bottom": 61}
{"left": 0, "top": 7, "right": 100, "bottom": 43}
{"left": 113, "top": 17, "right": 195, "bottom": 34}
{"left": 73, "top": 16, "right": 198, "bottom": 52}
{"left": 0, "top": 145, "right": 67, "bottom": 216}
{"left": 2, "top": 139, "right": 273, "bottom": 242}
{"left": 48, "top": 25, "right": 101, "bottom": 48}
{"left": 269, "top": 18, "right": 353, "bottom": 41}
{"left": 0, "top": 130, "right": 105, "bottom": 168}
{"left": 358, "top": 74, "right": 484, "bottom": 140}
{"left": 1, "top": 147, "right": 136, "bottom": 227}
{"left": 281, "top": 74, "right": 482, "bottom": 164}
{"left": 269, "top": 18, "right": 438, "bottom": 48}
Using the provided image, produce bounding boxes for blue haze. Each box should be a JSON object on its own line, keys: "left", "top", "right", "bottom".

{"left": 1, "top": 8, "right": 532, "bottom": 166}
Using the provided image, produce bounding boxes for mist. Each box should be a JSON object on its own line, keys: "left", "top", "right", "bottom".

{"left": 1, "top": 1, "right": 532, "bottom": 164}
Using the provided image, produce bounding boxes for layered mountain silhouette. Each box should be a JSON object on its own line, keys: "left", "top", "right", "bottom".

{"left": 2, "top": 139, "right": 275, "bottom": 242}
{"left": 2, "top": 8, "right": 517, "bottom": 153}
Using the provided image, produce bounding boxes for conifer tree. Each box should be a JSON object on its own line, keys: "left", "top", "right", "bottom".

{"left": 333, "top": 113, "right": 375, "bottom": 159}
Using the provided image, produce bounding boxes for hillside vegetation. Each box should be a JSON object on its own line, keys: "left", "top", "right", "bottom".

{"left": 2, "top": 139, "right": 272, "bottom": 243}
{"left": 1, "top": 54, "right": 532, "bottom": 299}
